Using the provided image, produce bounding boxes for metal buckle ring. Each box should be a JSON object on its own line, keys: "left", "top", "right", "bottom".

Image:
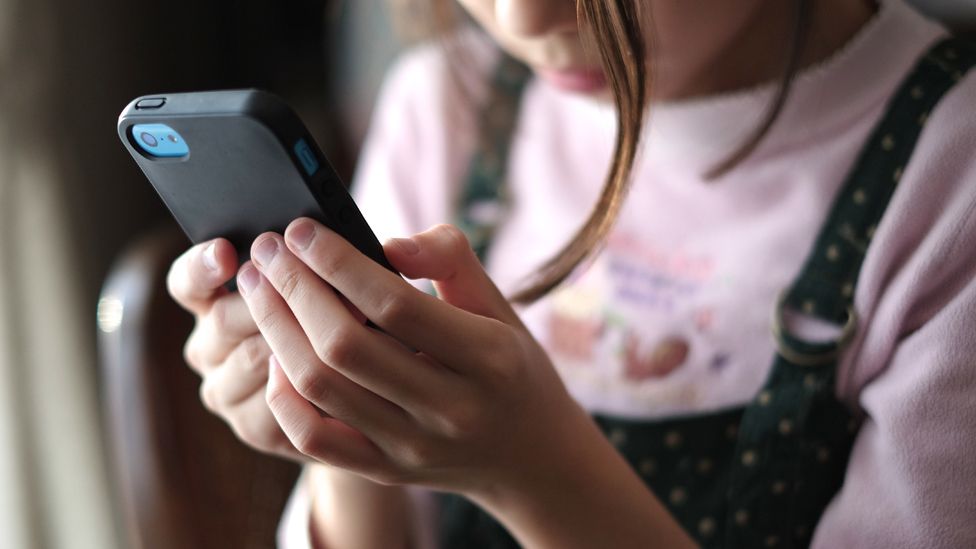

{"left": 771, "top": 292, "right": 859, "bottom": 367}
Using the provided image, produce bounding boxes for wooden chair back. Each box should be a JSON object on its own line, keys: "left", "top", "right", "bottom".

{"left": 98, "top": 226, "right": 300, "bottom": 549}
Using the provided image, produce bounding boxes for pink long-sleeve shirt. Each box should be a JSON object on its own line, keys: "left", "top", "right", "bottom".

{"left": 280, "top": 1, "right": 976, "bottom": 546}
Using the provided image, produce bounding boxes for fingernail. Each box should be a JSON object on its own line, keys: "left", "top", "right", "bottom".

{"left": 268, "top": 355, "right": 279, "bottom": 374}
{"left": 253, "top": 237, "right": 279, "bottom": 266}
{"left": 288, "top": 221, "right": 316, "bottom": 251}
{"left": 238, "top": 264, "right": 260, "bottom": 295}
{"left": 202, "top": 242, "right": 218, "bottom": 271}
{"left": 393, "top": 237, "right": 419, "bottom": 255}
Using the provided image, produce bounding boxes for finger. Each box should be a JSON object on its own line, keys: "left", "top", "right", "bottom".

{"left": 225, "top": 389, "right": 306, "bottom": 462}
{"left": 266, "top": 356, "right": 390, "bottom": 474}
{"left": 194, "top": 292, "right": 261, "bottom": 364}
{"left": 251, "top": 232, "right": 457, "bottom": 417}
{"left": 237, "top": 260, "right": 413, "bottom": 445}
{"left": 282, "top": 219, "right": 510, "bottom": 371}
{"left": 167, "top": 238, "right": 238, "bottom": 315}
{"left": 385, "top": 224, "right": 523, "bottom": 328}
{"left": 198, "top": 334, "right": 271, "bottom": 411}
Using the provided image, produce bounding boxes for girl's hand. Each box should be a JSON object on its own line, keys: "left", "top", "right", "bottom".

{"left": 167, "top": 239, "right": 302, "bottom": 461}
{"left": 238, "top": 219, "right": 589, "bottom": 497}
{"left": 242, "top": 220, "right": 696, "bottom": 548}
{"left": 170, "top": 240, "right": 414, "bottom": 549}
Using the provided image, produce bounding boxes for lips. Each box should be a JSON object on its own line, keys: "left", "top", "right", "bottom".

{"left": 536, "top": 66, "right": 608, "bottom": 93}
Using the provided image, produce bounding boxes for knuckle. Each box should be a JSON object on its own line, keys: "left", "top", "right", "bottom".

{"left": 436, "top": 224, "right": 470, "bottom": 252}
{"left": 486, "top": 321, "right": 516, "bottom": 349}
{"left": 228, "top": 417, "right": 279, "bottom": 455}
{"left": 198, "top": 377, "right": 220, "bottom": 413}
{"left": 396, "top": 438, "right": 436, "bottom": 469}
{"left": 167, "top": 244, "right": 216, "bottom": 308}
{"left": 292, "top": 368, "right": 331, "bottom": 404}
{"left": 253, "top": 304, "right": 283, "bottom": 334}
{"left": 165, "top": 256, "right": 189, "bottom": 302}
{"left": 183, "top": 332, "right": 204, "bottom": 371}
{"left": 375, "top": 289, "right": 413, "bottom": 327}
{"left": 291, "top": 426, "right": 326, "bottom": 458}
{"left": 480, "top": 325, "right": 522, "bottom": 384}
{"left": 208, "top": 298, "right": 229, "bottom": 334}
{"left": 228, "top": 416, "right": 256, "bottom": 444}
{"left": 440, "top": 402, "right": 481, "bottom": 439}
{"left": 485, "top": 356, "right": 520, "bottom": 389}
{"left": 316, "top": 326, "right": 361, "bottom": 366}
{"left": 238, "top": 335, "right": 269, "bottom": 374}
{"left": 264, "top": 375, "right": 289, "bottom": 410}
{"left": 212, "top": 294, "right": 250, "bottom": 336}
{"left": 268, "top": 433, "right": 299, "bottom": 459}
{"left": 275, "top": 268, "right": 306, "bottom": 303}
{"left": 270, "top": 439, "right": 303, "bottom": 461}
{"left": 311, "top": 242, "right": 346, "bottom": 280}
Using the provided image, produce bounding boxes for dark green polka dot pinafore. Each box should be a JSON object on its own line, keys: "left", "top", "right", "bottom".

{"left": 439, "top": 38, "right": 976, "bottom": 548}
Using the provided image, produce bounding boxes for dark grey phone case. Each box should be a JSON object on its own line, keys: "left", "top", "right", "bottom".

{"left": 117, "top": 89, "right": 395, "bottom": 274}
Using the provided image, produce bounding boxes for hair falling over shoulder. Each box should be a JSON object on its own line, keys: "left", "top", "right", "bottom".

{"left": 508, "top": 0, "right": 649, "bottom": 304}
{"left": 407, "top": 0, "right": 650, "bottom": 304}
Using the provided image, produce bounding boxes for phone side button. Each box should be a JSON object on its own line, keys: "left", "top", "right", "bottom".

{"left": 135, "top": 98, "right": 166, "bottom": 109}
{"left": 294, "top": 138, "right": 320, "bottom": 176}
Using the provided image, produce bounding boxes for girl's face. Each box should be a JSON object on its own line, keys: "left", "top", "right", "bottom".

{"left": 455, "top": 0, "right": 609, "bottom": 93}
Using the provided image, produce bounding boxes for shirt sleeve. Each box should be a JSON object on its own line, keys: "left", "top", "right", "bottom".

{"left": 277, "top": 469, "right": 315, "bottom": 549}
{"left": 812, "top": 72, "right": 976, "bottom": 548}
{"left": 814, "top": 271, "right": 976, "bottom": 547}
{"left": 276, "top": 467, "right": 441, "bottom": 549}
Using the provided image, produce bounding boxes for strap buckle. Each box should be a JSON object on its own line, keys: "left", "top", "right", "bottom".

{"left": 771, "top": 292, "right": 858, "bottom": 367}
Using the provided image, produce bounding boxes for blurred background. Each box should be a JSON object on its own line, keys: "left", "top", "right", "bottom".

{"left": 0, "top": 1, "right": 409, "bottom": 547}
{"left": 0, "top": 1, "right": 972, "bottom": 548}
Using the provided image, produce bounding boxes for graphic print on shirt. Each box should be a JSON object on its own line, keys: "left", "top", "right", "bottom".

{"left": 622, "top": 334, "right": 690, "bottom": 380}
{"left": 544, "top": 229, "right": 733, "bottom": 412}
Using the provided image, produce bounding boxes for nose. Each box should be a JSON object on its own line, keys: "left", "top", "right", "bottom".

{"left": 495, "top": 0, "right": 578, "bottom": 38}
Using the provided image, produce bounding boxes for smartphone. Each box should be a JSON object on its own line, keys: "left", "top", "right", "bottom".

{"left": 117, "top": 89, "right": 395, "bottom": 278}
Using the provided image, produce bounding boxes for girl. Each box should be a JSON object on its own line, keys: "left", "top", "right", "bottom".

{"left": 167, "top": 0, "right": 976, "bottom": 547}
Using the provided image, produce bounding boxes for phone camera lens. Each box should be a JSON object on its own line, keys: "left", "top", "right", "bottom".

{"left": 140, "top": 132, "right": 158, "bottom": 147}
{"left": 131, "top": 123, "right": 186, "bottom": 158}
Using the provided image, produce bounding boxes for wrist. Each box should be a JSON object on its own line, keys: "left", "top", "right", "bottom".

{"left": 307, "top": 464, "right": 412, "bottom": 549}
{"left": 468, "top": 407, "right": 696, "bottom": 549}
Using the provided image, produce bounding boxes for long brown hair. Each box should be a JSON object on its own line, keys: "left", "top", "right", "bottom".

{"left": 511, "top": 0, "right": 649, "bottom": 303}
{"left": 410, "top": 0, "right": 811, "bottom": 304}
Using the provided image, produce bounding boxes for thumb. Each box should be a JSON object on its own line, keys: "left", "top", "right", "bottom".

{"left": 383, "top": 224, "right": 523, "bottom": 327}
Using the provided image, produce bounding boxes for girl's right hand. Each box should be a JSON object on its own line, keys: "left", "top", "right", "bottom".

{"left": 168, "top": 238, "right": 413, "bottom": 549}
{"left": 167, "top": 238, "right": 303, "bottom": 461}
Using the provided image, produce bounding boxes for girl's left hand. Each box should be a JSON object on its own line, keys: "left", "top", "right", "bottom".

{"left": 237, "top": 218, "right": 591, "bottom": 500}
